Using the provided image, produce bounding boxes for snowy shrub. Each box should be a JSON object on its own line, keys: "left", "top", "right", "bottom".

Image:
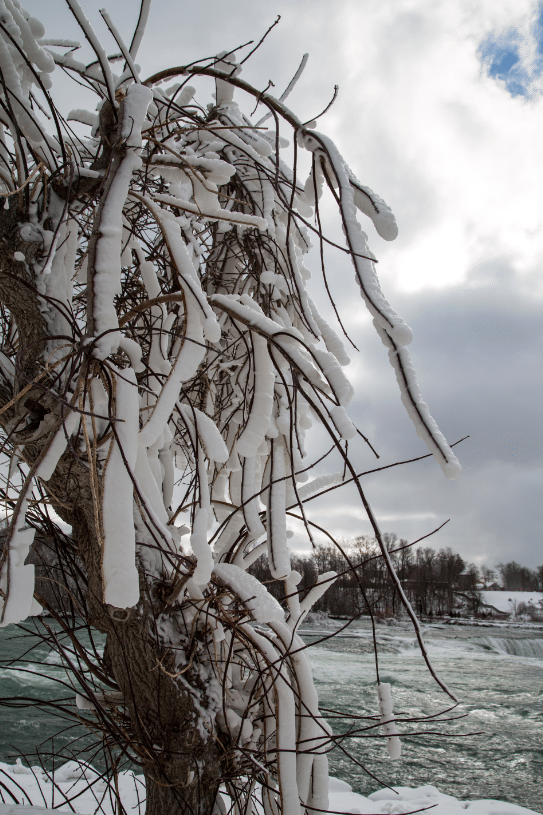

{"left": 0, "top": 3, "right": 461, "bottom": 814}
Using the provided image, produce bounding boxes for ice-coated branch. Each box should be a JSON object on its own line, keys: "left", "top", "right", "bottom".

{"left": 87, "top": 84, "right": 152, "bottom": 358}
{"left": 377, "top": 682, "right": 401, "bottom": 760}
{"left": 0, "top": 7, "right": 464, "bottom": 813}
{"left": 65, "top": 0, "right": 116, "bottom": 104}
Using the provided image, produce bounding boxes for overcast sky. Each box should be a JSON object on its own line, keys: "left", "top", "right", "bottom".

{"left": 27, "top": 0, "right": 543, "bottom": 570}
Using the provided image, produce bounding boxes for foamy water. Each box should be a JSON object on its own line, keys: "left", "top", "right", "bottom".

{"left": 0, "top": 621, "right": 542, "bottom": 812}
{"left": 301, "top": 620, "right": 543, "bottom": 811}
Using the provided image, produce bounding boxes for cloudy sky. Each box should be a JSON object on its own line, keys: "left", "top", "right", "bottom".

{"left": 27, "top": 0, "right": 543, "bottom": 569}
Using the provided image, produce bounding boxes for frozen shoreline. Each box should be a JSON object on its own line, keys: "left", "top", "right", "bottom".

{"left": 0, "top": 761, "right": 540, "bottom": 815}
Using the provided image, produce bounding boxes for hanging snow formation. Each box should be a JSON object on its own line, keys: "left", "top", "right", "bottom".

{"left": 0, "top": 5, "right": 461, "bottom": 813}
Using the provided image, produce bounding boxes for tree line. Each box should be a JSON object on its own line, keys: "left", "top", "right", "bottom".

{"left": 20, "top": 527, "right": 543, "bottom": 619}
{"left": 250, "top": 535, "right": 543, "bottom": 619}
{"left": 495, "top": 561, "right": 543, "bottom": 591}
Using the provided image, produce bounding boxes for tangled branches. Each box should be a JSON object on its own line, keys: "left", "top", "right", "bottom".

{"left": 0, "top": 3, "right": 461, "bottom": 815}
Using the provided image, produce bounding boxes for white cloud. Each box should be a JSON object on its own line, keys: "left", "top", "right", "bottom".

{"left": 326, "top": 0, "right": 543, "bottom": 295}
{"left": 22, "top": 0, "right": 543, "bottom": 570}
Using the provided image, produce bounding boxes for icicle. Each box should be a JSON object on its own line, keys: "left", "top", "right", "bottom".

{"left": 284, "top": 570, "right": 301, "bottom": 620}
{"left": 119, "top": 336, "right": 144, "bottom": 372}
{"left": 177, "top": 405, "right": 213, "bottom": 522}
{"left": 214, "top": 513, "right": 246, "bottom": 560}
{"left": 377, "top": 682, "right": 401, "bottom": 759}
{"left": 241, "top": 624, "right": 302, "bottom": 815}
{"left": 270, "top": 622, "right": 328, "bottom": 806}
{"left": 139, "top": 296, "right": 205, "bottom": 448}
{"left": 135, "top": 442, "right": 170, "bottom": 526}
{"left": 0, "top": 502, "right": 37, "bottom": 627}
{"left": 139, "top": 196, "right": 221, "bottom": 342}
{"left": 329, "top": 405, "right": 357, "bottom": 441}
{"left": 102, "top": 367, "right": 140, "bottom": 608}
{"left": 313, "top": 348, "right": 353, "bottom": 405}
{"left": 302, "top": 131, "right": 412, "bottom": 347}
{"left": 0, "top": 408, "right": 79, "bottom": 625}
{"left": 236, "top": 332, "right": 275, "bottom": 459}
{"left": 306, "top": 752, "right": 330, "bottom": 815}
{"left": 308, "top": 297, "right": 350, "bottom": 365}
{"left": 159, "top": 445, "right": 174, "bottom": 509}
{"left": 241, "top": 454, "right": 265, "bottom": 539}
{"left": 229, "top": 465, "right": 242, "bottom": 508}
{"left": 178, "top": 404, "right": 228, "bottom": 464}
{"left": 191, "top": 507, "right": 213, "bottom": 587}
{"left": 266, "top": 439, "right": 290, "bottom": 579}
{"left": 375, "top": 322, "right": 461, "bottom": 479}
{"left": 349, "top": 174, "right": 399, "bottom": 241}
{"left": 298, "top": 572, "right": 337, "bottom": 622}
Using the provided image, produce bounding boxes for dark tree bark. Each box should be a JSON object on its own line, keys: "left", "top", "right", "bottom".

{"left": 0, "top": 125, "right": 225, "bottom": 815}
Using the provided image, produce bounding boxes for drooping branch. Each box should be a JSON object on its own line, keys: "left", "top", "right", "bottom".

{"left": 0, "top": 5, "right": 464, "bottom": 814}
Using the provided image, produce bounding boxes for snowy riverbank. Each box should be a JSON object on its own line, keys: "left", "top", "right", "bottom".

{"left": 0, "top": 762, "right": 540, "bottom": 815}
{"left": 479, "top": 592, "right": 543, "bottom": 615}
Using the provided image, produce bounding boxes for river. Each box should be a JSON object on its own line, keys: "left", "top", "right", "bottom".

{"left": 301, "top": 618, "right": 543, "bottom": 811}
{"left": 0, "top": 618, "right": 541, "bottom": 812}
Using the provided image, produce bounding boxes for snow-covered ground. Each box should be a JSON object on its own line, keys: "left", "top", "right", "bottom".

{"left": 0, "top": 762, "right": 540, "bottom": 815}
{"left": 480, "top": 591, "right": 543, "bottom": 614}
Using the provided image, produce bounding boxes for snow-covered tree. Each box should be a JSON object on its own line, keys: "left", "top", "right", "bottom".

{"left": 0, "top": 3, "right": 461, "bottom": 814}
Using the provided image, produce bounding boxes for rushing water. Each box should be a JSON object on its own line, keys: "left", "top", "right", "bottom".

{"left": 0, "top": 619, "right": 542, "bottom": 812}
{"left": 0, "top": 623, "right": 103, "bottom": 768}
{"left": 301, "top": 619, "right": 543, "bottom": 812}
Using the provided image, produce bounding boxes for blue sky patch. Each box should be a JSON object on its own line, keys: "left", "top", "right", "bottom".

{"left": 487, "top": 48, "right": 519, "bottom": 76}
{"left": 479, "top": 4, "right": 543, "bottom": 98}
{"left": 479, "top": 31, "right": 524, "bottom": 96}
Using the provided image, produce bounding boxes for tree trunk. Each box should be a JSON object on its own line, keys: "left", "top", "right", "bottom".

{"left": 145, "top": 770, "right": 220, "bottom": 815}
{"left": 103, "top": 614, "right": 222, "bottom": 815}
{"left": 4, "top": 434, "right": 224, "bottom": 815}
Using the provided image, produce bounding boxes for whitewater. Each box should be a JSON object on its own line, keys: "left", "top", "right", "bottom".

{"left": 0, "top": 619, "right": 541, "bottom": 813}
{"left": 300, "top": 618, "right": 543, "bottom": 810}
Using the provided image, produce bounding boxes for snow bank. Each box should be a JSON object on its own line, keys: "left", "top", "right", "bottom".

{"left": 0, "top": 760, "right": 143, "bottom": 815}
{"left": 328, "top": 778, "right": 541, "bottom": 815}
{"left": 480, "top": 591, "right": 543, "bottom": 614}
{"left": 365, "top": 784, "right": 542, "bottom": 815}
{"left": 0, "top": 763, "right": 539, "bottom": 815}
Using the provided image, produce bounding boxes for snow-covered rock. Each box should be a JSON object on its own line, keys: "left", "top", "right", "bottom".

{"left": 331, "top": 781, "right": 542, "bottom": 815}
